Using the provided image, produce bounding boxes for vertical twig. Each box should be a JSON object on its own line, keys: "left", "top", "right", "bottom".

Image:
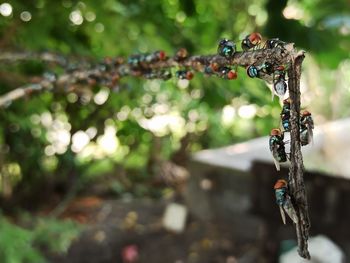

{"left": 288, "top": 51, "right": 311, "bottom": 259}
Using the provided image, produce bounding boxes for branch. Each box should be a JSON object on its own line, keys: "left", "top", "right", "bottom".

{"left": 288, "top": 51, "right": 311, "bottom": 259}
{"left": 0, "top": 84, "right": 45, "bottom": 107}
{"left": 0, "top": 47, "right": 292, "bottom": 108}
{"left": 0, "top": 51, "right": 69, "bottom": 66}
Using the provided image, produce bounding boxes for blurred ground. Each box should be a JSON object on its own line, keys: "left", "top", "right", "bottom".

{"left": 49, "top": 197, "right": 269, "bottom": 263}
{"left": 43, "top": 119, "right": 350, "bottom": 263}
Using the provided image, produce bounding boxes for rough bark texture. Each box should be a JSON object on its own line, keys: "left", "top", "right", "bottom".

{"left": 288, "top": 52, "right": 311, "bottom": 259}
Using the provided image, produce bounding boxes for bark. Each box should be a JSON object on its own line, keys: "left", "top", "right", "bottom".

{"left": 288, "top": 51, "right": 311, "bottom": 259}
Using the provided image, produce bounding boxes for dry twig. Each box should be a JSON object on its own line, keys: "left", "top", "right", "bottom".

{"left": 288, "top": 51, "right": 310, "bottom": 259}
{"left": 0, "top": 48, "right": 290, "bottom": 107}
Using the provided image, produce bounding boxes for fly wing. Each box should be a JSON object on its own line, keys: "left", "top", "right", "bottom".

{"left": 308, "top": 116, "right": 314, "bottom": 129}
{"left": 273, "top": 156, "right": 281, "bottom": 171}
{"left": 284, "top": 206, "right": 298, "bottom": 224}
{"left": 271, "top": 144, "right": 281, "bottom": 171}
{"left": 279, "top": 206, "right": 286, "bottom": 225}
{"left": 283, "top": 197, "right": 299, "bottom": 224}
{"left": 307, "top": 125, "right": 314, "bottom": 145}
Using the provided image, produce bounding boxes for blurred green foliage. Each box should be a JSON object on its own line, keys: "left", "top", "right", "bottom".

{"left": 0, "top": 0, "right": 349, "bottom": 197}
{"left": 0, "top": 0, "right": 350, "bottom": 259}
{"left": 0, "top": 215, "right": 81, "bottom": 263}
{"left": 0, "top": 0, "right": 349, "bottom": 199}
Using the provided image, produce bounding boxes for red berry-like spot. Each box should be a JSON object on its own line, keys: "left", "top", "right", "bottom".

{"left": 186, "top": 71, "right": 194, "bottom": 80}
{"left": 158, "top": 50, "right": 166, "bottom": 60}
{"left": 227, "top": 70, "right": 237, "bottom": 80}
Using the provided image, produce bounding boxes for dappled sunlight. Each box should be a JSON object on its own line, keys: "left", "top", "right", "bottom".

{"left": 138, "top": 112, "right": 186, "bottom": 137}
{"left": 84, "top": 11, "right": 96, "bottom": 22}
{"left": 302, "top": 56, "right": 350, "bottom": 122}
{"left": 116, "top": 105, "right": 131, "bottom": 121}
{"left": 48, "top": 129, "right": 71, "bottom": 155}
{"left": 283, "top": 5, "right": 304, "bottom": 20}
{"left": 71, "top": 131, "right": 90, "bottom": 153}
{"left": 221, "top": 105, "right": 236, "bottom": 127}
{"left": 238, "top": 104, "right": 257, "bottom": 119}
{"left": 248, "top": 3, "right": 268, "bottom": 26}
{"left": 86, "top": 127, "right": 97, "bottom": 139}
{"left": 0, "top": 3, "right": 12, "bottom": 17}
{"left": 20, "top": 11, "right": 32, "bottom": 22}
{"left": 69, "top": 10, "right": 83, "bottom": 25}
{"left": 93, "top": 87, "right": 110, "bottom": 105}
{"left": 97, "top": 125, "right": 119, "bottom": 154}
{"left": 0, "top": 163, "right": 22, "bottom": 198}
{"left": 177, "top": 79, "right": 189, "bottom": 89}
{"left": 77, "top": 126, "right": 129, "bottom": 160}
{"left": 36, "top": 112, "right": 72, "bottom": 155}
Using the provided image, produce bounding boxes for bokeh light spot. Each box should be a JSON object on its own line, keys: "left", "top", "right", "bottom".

{"left": 69, "top": 10, "right": 83, "bottom": 25}
{"left": 0, "top": 3, "right": 12, "bottom": 17}
{"left": 85, "top": 11, "right": 96, "bottom": 22}
{"left": 94, "top": 23, "right": 104, "bottom": 32}
{"left": 20, "top": 11, "right": 32, "bottom": 22}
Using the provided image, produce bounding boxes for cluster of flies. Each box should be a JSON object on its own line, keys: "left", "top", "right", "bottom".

{"left": 126, "top": 33, "right": 314, "bottom": 226}
{"left": 126, "top": 48, "right": 195, "bottom": 80}
{"left": 36, "top": 33, "right": 290, "bottom": 96}
{"left": 209, "top": 33, "right": 315, "bottom": 226}
{"left": 125, "top": 32, "right": 289, "bottom": 95}
{"left": 216, "top": 33, "right": 289, "bottom": 99}
{"left": 270, "top": 97, "right": 314, "bottom": 225}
